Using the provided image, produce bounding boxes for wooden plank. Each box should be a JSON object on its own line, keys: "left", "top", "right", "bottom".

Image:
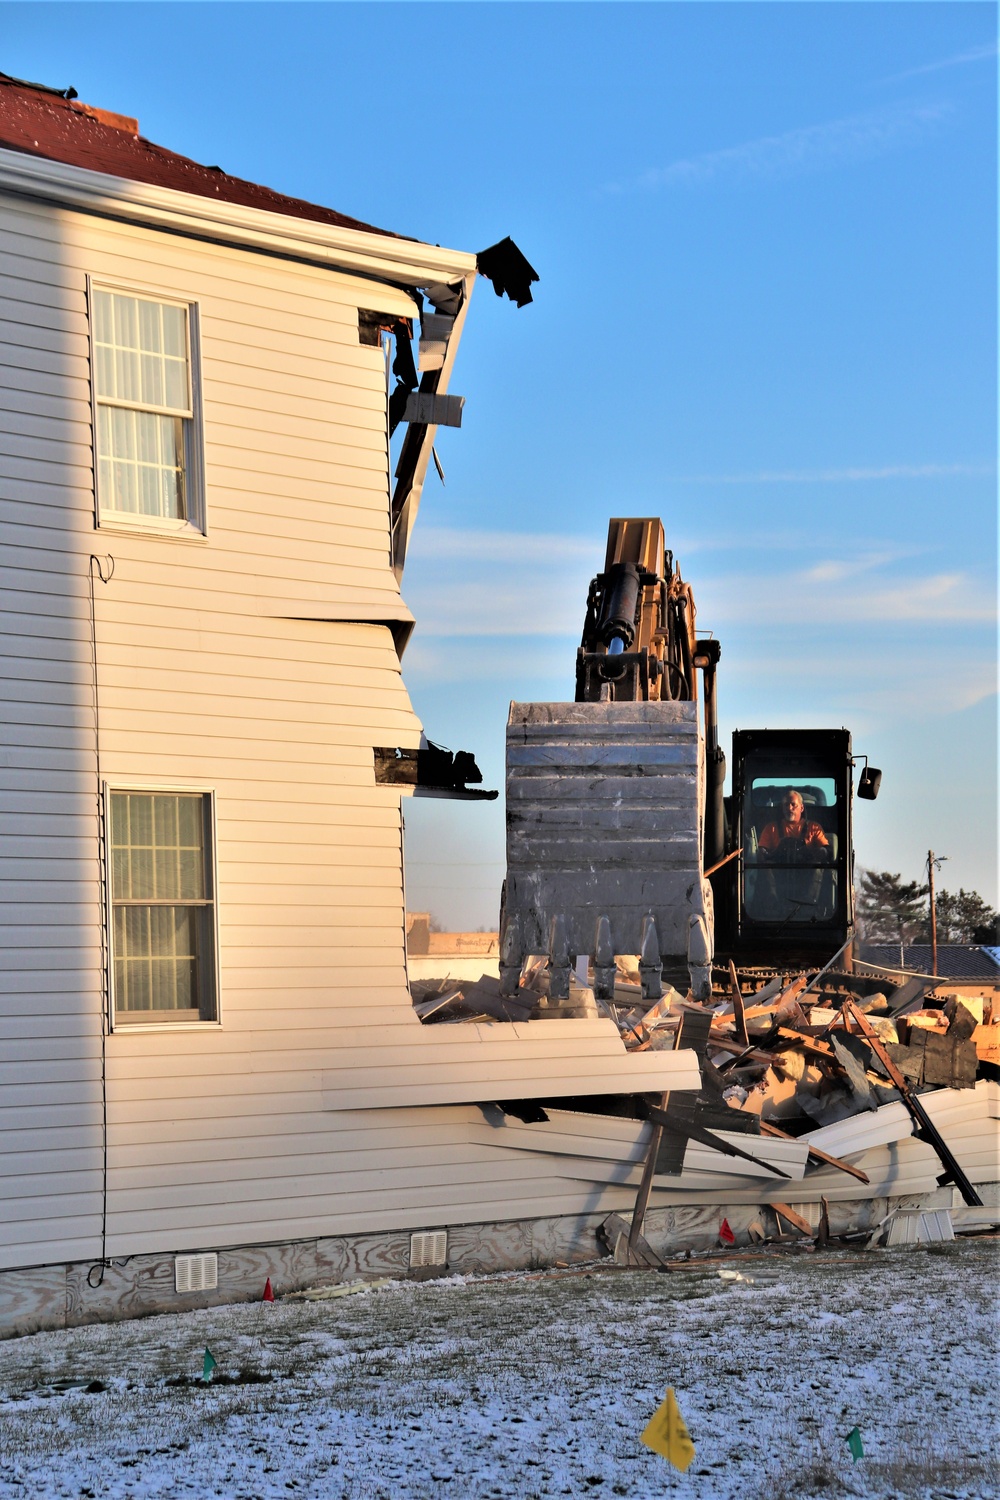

{"left": 771, "top": 1202, "right": 814, "bottom": 1235}
{"left": 758, "top": 1120, "right": 870, "bottom": 1183}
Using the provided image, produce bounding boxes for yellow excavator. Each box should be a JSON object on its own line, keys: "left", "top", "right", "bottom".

{"left": 499, "top": 518, "right": 879, "bottom": 1000}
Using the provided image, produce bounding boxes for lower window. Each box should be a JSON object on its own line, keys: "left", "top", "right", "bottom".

{"left": 109, "top": 790, "right": 218, "bottom": 1024}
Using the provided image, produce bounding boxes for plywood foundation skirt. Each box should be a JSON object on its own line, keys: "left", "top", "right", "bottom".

{"left": 0, "top": 1183, "right": 984, "bottom": 1339}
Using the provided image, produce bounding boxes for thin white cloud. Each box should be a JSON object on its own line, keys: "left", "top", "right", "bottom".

{"left": 608, "top": 102, "right": 953, "bottom": 193}
{"left": 403, "top": 533, "right": 994, "bottom": 642}
{"left": 406, "top": 527, "right": 598, "bottom": 565}
{"left": 697, "top": 568, "right": 996, "bottom": 628}
{"left": 879, "top": 41, "right": 998, "bottom": 83}
{"left": 664, "top": 462, "right": 993, "bottom": 485}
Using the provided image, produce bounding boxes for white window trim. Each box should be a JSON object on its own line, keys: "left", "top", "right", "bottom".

{"left": 88, "top": 275, "right": 208, "bottom": 540}
{"left": 104, "top": 781, "right": 222, "bottom": 1033}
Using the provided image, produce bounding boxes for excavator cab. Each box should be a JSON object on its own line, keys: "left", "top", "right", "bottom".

{"left": 721, "top": 728, "right": 858, "bottom": 965}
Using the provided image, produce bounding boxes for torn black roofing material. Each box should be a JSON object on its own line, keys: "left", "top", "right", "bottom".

{"left": 476, "top": 237, "right": 539, "bottom": 307}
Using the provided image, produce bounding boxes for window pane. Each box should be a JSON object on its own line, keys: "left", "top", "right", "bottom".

{"left": 743, "top": 771, "right": 838, "bottom": 925}
{"left": 163, "top": 356, "right": 188, "bottom": 411}
{"left": 96, "top": 409, "right": 184, "bottom": 520}
{"left": 95, "top": 292, "right": 189, "bottom": 413}
{"left": 111, "top": 792, "right": 213, "bottom": 1018}
{"left": 138, "top": 297, "right": 161, "bottom": 353}
{"left": 94, "top": 344, "right": 115, "bottom": 400}
{"left": 141, "top": 352, "right": 164, "bottom": 409}
{"left": 93, "top": 288, "right": 113, "bottom": 347}
{"left": 113, "top": 293, "right": 138, "bottom": 353}
{"left": 161, "top": 303, "right": 186, "bottom": 358}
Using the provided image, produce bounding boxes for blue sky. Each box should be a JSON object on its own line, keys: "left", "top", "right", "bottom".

{"left": 5, "top": 2, "right": 996, "bottom": 927}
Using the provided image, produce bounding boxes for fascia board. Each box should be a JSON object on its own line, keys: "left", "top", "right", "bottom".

{"left": 0, "top": 146, "right": 477, "bottom": 288}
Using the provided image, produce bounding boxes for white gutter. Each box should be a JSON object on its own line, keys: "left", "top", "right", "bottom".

{"left": 0, "top": 145, "right": 477, "bottom": 288}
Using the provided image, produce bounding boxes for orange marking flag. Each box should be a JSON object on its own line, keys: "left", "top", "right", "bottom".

{"left": 640, "top": 1386, "right": 696, "bottom": 1471}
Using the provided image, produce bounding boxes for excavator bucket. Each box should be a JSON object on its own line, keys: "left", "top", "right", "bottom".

{"left": 499, "top": 701, "right": 715, "bottom": 1001}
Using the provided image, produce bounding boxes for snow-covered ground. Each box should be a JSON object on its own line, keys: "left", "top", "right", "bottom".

{"left": 0, "top": 1240, "right": 995, "bottom": 1499}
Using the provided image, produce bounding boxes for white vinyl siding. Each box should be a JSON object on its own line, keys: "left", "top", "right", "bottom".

{"left": 109, "top": 790, "right": 217, "bottom": 1024}
{"left": 0, "top": 186, "right": 688, "bottom": 1275}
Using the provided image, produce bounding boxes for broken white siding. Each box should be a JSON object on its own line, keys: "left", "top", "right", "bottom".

{"left": 0, "top": 180, "right": 697, "bottom": 1276}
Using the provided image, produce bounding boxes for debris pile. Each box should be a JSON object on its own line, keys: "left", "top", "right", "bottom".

{"left": 615, "top": 962, "right": 998, "bottom": 1135}
{"left": 600, "top": 959, "right": 999, "bottom": 1262}
{"left": 411, "top": 952, "right": 998, "bottom": 1258}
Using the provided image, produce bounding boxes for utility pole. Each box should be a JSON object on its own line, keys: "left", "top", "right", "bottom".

{"left": 927, "top": 851, "right": 947, "bottom": 978}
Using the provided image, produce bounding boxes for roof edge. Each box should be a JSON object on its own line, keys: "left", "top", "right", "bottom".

{"left": 0, "top": 144, "right": 477, "bottom": 287}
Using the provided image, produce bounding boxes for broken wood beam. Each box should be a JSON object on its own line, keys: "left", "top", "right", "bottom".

{"left": 758, "top": 1120, "right": 870, "bottom": 1184}
{"left": 844, "top": 1000, "right": 983, "bottom": 1207}
{"left": 628, "top": 1090, "right": 667, "bottom": 1260}
{"left": 774, "top": 1027, "right": 839, "bottom": 1061}
{"left": 772, "top": 1202, "right": 813, "bottom": 1235}
{"left": 728, "top": 959, "right": 749, "bottom": 1048}
{"left": 704, "top": 847, "right": 741, "bottom": 878}
{"left": 817, "top": 1196, "right": 831, "bottom": 1248}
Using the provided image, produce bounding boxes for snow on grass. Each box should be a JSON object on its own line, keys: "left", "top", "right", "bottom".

{"left": 0, "top": 1240, "right": 996, "bottom": 1499}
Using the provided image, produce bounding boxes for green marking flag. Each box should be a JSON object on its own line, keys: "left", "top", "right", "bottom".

{"left": 203, "top": 1347, "right": 217, "bottom": 1382}
{"left": 847, "top": 1426, "right": 864, "bottom": 1462}
{"left": 641, "top": 1387, "right": 696, "bottom": 1472}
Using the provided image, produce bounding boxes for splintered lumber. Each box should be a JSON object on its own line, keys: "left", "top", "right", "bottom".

{"left": 775, "top": 1027, "right": 840, "bottom": 1061}
{"left": 758, "top": 1120, "right": 870, "bottom": 1184}
{"left": 646, "top": 1105, "right": 791, "bottom": 1179}
{"left": 728, "top": 959, "right": 749, "bottom": 1047}
{"left": 817, "top": 1196, "right": 831, "bottom": 1247}
{"left": 772, "top": 1202, "right": 813, "bottom": 1235}
{"left": 844, "top": 1000, "right": 982, "bottom": 1207}
{"left": 709, "top": 1038, "right": 784, "bottom": 1067}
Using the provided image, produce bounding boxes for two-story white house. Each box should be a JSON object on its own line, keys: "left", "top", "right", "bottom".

{"left": 0, "top": 73, "right": 700, "bottom": 1334}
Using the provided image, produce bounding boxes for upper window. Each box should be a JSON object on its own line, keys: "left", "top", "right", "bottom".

{"left": 91, "top": 286, "right": 204, "bottom": 532}
{"left": 109, "top": 791, "right": 218, "bottom": 1024}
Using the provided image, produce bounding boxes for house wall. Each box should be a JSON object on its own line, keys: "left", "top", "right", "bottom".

{"left": 0, "top": 186, "right": 698, "bottom": 1289}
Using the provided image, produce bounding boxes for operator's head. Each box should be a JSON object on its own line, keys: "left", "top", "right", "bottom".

{"left": 781, "top": 789, "right": 804, "bottom": 822}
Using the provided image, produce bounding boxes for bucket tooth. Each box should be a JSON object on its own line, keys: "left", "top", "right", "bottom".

{"left": 639, "top": 915, "right": 663, "bottom": 1001}
{"left": 687, "top": 912, "right": 713, "bottom": 1001}
{"left": 593, "top": 914, "right": 616, "bottom": 1001}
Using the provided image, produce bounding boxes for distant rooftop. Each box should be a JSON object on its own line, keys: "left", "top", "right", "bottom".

{"left": 857, "top": 944, "right": 1000, "bottom": 981}
{"left": 0, "top": 70, "right": 398, "bottom": 238}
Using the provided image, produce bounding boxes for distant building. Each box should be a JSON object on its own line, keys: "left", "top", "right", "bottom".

{"left": 857, "top": 945, "right": 1000, "bottom": 982}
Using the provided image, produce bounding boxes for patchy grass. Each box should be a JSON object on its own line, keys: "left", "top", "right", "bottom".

{"left": 0, "top": 1241, "right": 995, "bottom": 1498}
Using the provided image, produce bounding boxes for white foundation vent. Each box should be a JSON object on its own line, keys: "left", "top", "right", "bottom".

{"left": 409, "top": 1231, "right": 448, "bottom": 1269}
{"left": 174, "top": 1252, "right": 218, "bottom": 1294}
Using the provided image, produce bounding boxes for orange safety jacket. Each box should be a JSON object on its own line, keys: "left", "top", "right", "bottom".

{"left": 758, "top": 818, "right": 829, "bottom": 853}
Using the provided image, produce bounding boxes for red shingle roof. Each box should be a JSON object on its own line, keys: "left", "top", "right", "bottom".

{"left": 0, "top": 72, "right": 398, "bottom": 239}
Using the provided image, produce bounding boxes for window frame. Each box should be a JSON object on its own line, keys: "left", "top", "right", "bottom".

{"left": 88, "top": 276, "right": 208, "bottom": 540}
{"left": 104, "top": 782, "right": 222, "bottom": 1032}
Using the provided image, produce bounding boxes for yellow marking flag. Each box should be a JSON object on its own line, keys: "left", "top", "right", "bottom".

{"left": 641, "top": 1386, "right": 696, "bottom": 1471}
